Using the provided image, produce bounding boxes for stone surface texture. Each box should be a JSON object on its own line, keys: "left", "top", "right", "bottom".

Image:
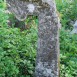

{"left": 71, "top": 20, "right": 77, "bottom": 34}
{"left": 6, "top": 0, "right": 60, "bottom": 77}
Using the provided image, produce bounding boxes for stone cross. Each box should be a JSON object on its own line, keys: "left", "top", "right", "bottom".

{"left": 6, "top": 0, "right": 60, "bottom": 77}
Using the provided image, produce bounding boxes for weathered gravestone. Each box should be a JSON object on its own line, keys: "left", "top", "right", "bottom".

{"left": 6, "top": 0, "right": 60, "bottom": 77}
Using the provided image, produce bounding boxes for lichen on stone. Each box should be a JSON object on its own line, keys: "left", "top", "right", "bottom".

{"left": 6, "top": 0, "right": 60, "bottom": 77}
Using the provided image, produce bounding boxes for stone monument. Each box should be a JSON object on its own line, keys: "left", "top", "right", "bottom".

{"left": 6, "top": 0, "right": 60, "bottom": 77}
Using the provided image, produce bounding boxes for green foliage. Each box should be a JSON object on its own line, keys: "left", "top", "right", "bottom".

{"left": 0, "top": 9, "right": 9, "bottom": 28}
{"left": 0, "top": 1, "right": 38, "bottom": 77}
{"left": 56, "top": 1, "right": 77, "bottom": 76}
{"left": 56, "top": 0, "right": 77, "bottom": 29}
{"left": 0, "top": 27, "right": 37, "bottom": 77}
{"left": 60, "top": 28, "right": 77, "bottom": 77}
{"left": 0, "top": 0, "right": 6, "bottom": 8}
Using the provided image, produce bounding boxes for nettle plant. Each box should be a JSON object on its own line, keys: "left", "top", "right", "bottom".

{"left": 0, "top": 1, "right": 37, "bottom": 77}
{"left": 60, "top": 28, "right": 77, "bottom": 77}
{"left": 0, "top": 27, "right": 37, "bottom": 77}
{"left": 56, "top": 0, "right": 77, "bottom": 29}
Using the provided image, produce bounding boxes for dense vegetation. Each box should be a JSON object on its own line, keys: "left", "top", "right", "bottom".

{"left": 56, "top": 0, "right": 77, "bottom": 76}
{"left": 0, "top": 0, "right": 77, "bottom": 77}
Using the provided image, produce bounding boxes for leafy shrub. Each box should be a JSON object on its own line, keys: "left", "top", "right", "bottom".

{"left": 0, "top": 1, "right": 38, "bottom": 76}
{"left": 60, "top": 28, "right": 77, "bottom": 77}
{"left": 56, "top": 0, "right": 77, "bottom": 29}
{"left": 0, "top": 26, "right": 37, "bottom": 77}
{"left": 0, "top": 9, "right": 9, "bottom": 28}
